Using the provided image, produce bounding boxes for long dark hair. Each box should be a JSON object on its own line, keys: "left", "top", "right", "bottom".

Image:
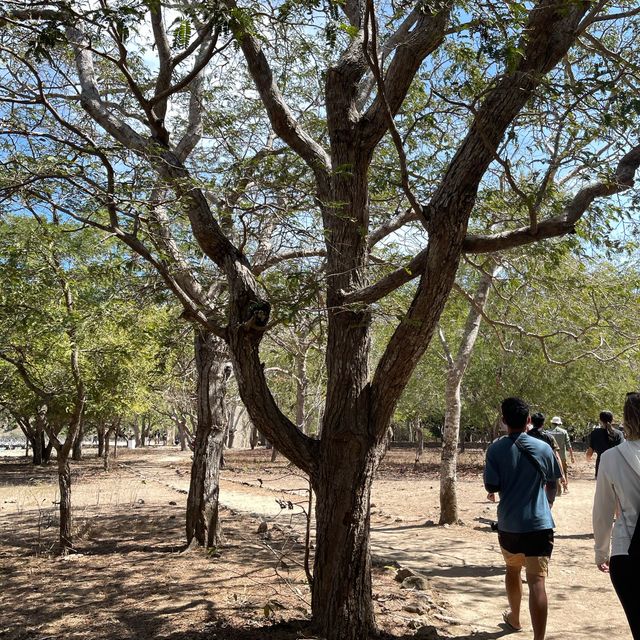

{"left": 623, "top": 393, "right": 640, "bottom": 440}
{"left": 599, "top": 410, "right": 614, "bottom": 435}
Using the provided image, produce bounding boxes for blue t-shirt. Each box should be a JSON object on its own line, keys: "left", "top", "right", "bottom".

{"left": 484, "top": 433, "right": 561, "bottom": 533}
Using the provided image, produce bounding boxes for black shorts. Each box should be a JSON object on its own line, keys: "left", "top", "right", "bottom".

{"left": 498, "top": 529, "right": 554, "bottom": 557}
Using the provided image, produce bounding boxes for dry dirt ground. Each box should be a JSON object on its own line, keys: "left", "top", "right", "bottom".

{"left": 0, "top": 446, "right": 631, "bottom": 640}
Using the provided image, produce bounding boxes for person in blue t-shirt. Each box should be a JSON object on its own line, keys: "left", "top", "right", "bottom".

{"left": 484, "top": 397, "right": 562, "bottom": 640}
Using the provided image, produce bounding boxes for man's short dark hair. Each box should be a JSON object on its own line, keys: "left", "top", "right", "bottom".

{"left": 600, "top": 410, "right": 613, "bottom": 424}
{"left": 531, "top": 412, "right": 545, "bottom": 428}
{"left": 502, "top": 397, "right": 530, "bottom": 430}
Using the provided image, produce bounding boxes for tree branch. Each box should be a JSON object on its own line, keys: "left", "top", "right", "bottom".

{"left": 464, "top": 143, "right": 640, "bottom": 254}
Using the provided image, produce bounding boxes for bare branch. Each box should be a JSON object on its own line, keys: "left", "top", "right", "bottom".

{"left": 464, "top": 143, "right": 640, "bottom": 254}
{"left": 228, "top": 1, "right": 331, "bottom": 185}
{"left": 362, "top": 0, "right": 424, "bottom": 222}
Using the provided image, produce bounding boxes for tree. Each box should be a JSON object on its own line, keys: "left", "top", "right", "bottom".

{"left": 2, "top": 1, "right": 640, "bottom": 636}
{"left": 438, "top": 259, "right": 498, "bottom": 524}
{"left": 0, "top": 215, "right": 86, "bottom": 551}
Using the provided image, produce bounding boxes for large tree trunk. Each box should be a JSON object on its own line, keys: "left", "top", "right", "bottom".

{"left": 57, "top": 455, "right": 73, "bottom": 553}
{"left": 311, "top": 437, "right": 381, "bottom": 639}
{"left": 185, "top": 328, "right": 229, "bottom": 548}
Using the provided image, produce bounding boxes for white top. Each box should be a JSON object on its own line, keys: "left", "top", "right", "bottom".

{"left": 592, "top": 439, "right": 640, "bottom": 565}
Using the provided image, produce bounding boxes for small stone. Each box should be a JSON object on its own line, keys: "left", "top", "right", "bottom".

{"left": 137, "top": 499, "right": 145, "bottom": 504}
{"left": 257, "top": 521, "right": 268, "bottom": 534}
{"left": 403, "top": 602, "right": 430, "bottom": 615}
{"left": 395, "top": 517, "right": 404, "bottom": 522}
{"left": 395, "top": 567, "right": 415, "bottom": 582}
{"left": 415, "top": 625, "right": 440, "bottom": 638}
{"left": 433, "top": 613, "right": 461, "bottom": 625}
{"left": 401, "top": 575, "right": 429, "bottom": 591}
{"left": 169, "top": 501, "right": 177, "bottom": 505}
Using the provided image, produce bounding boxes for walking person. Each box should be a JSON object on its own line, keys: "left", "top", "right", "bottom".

{"left": 592, "top": 392, "right": 640, "bottom": 640}
{"left": 587, "top": 410, "right": 624, "bottom": 477}
{"left": 546, "top": 416, "right": 576, "bottom": 494}
{"left": 528, "top": 412, "right": 567, "bottom": 503}
{"left": 484, "top": 397, "right": 562, "bottom": 639}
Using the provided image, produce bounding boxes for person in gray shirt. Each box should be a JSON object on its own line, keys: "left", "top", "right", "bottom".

{"left": 547, "top": 416, "right": 575, "bottom": 494}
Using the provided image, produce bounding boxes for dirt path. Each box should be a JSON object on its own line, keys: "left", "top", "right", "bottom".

{"left": 0, "top": 448, "right": 631, "bottom": 640}
{"left": 197, "top": 453, "right": 631, "bottom": 639}
{"left": 368, "top": 475, "right": 629, "bottom": 639}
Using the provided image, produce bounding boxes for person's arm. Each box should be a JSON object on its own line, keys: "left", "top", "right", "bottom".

{"left": 592, "top": 463, "right": 616, "bottom": 570}
{"left": 568, "top": 444, "right": 575, "bottom": 464}
{"left": 545, "top": 480, "right": 558, "bottom": 504}
{"left": 554, "top": 450, "right": 567, "bottom": 487}
{"left": 484, "top": 448, "right": 501, "bottom": 494}
{"left": 586, "top": 447, "right": 594, "bottom": 461}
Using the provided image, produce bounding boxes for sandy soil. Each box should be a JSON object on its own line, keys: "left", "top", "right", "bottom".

{"left": 0, "top": 446, "right": 631, "bottom": 640}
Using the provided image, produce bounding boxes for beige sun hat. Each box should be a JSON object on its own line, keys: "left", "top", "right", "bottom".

{"left": 550, "top": 416, "right": 563, "bottom": 425}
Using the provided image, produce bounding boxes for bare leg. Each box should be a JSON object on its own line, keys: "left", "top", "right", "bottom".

{"left": 505, "top": 565, "right": 523, "bottom": 629}
{"left": 527, "top": 573, "right": 548, "bottom": 640}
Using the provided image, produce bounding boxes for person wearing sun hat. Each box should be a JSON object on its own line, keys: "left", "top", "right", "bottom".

{"left": 547, "top": 416, "right": 575, "bottom": 494}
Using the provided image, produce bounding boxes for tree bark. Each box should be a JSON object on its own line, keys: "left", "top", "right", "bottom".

{"left": 57, "top": 455, "right": 73, "bottom": 553}
{"left": 414, "top": 424, "right": 424, "bottom": 470}
{"left": 311, "top": 439, "right": 381, "bottom": 640}
{"left": 32, "top": 430, "right": 44, "bottom": 465}
{"left": 103, "top": 427, "right": 113, "bottom": 470}
{"left": 33, "top": 410, "right": 49, "bottom": 465}
{"left": 185, "top": 328, "right": 229, "bottom": 548}
{"left": 440, "top": 374, "right": 463, "bottom": 524}
{"left": 71, "top": 415, "right": 84, "bottom": 461}
{"left": 96, "top": 424, "right": 105, "bottom": 457}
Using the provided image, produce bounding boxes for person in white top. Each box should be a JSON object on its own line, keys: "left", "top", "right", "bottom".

{"left": 592, "top": 391, "right": 640, "bottom": 640}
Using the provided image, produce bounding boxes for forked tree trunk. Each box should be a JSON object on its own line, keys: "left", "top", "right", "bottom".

{"left": 186, "top": 329, "right": 229, "bottom": 548}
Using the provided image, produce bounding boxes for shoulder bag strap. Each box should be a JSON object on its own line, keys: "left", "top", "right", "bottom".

{"left": 514, "top": 436, "right": 547, "bottom": 483}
